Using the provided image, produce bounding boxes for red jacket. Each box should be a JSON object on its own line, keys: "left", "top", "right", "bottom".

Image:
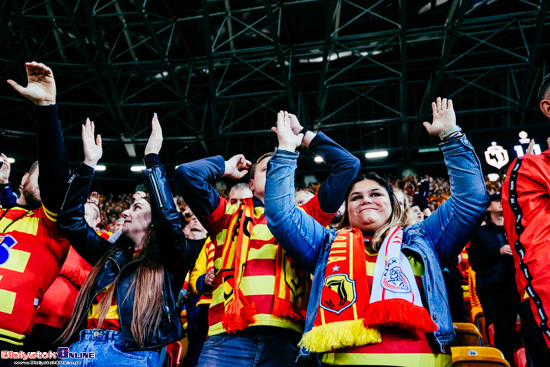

{"left": 35, "top": 247, "right": 92, "bottom": 328}
{"left": 0, "top": 206, "right": 70, "bottom": 342}
{"left": 502, "top": 149, "right": 550, "bottom": 347}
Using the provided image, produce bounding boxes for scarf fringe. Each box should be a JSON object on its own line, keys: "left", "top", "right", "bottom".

{"left": 273, "top": 298, "right": 305, "bottom": 321}
{"left": 222, "top": 289, "right": 257, "bottom": 333}
{"left": 363, "top": 299, "right": 437, "bottom": 332}
{"left": 298, "top": 319, "right": 381, "bottom": 353}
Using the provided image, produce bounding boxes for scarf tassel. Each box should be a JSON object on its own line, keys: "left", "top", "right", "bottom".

{"left": 299, "top": 319, "right": 382, "bottom": 353}
{"left": 363, "top": 299, "right": 438, "bottom": 333}
{"left": 273, "top": 298, "right": 305, "bottom": 322}
{"left": 222, "top": 288, "right": 257, "bottom": 333}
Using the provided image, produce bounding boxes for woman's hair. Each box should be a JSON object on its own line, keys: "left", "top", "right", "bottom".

{"left": 60, "top": 196, "right": 166, "bottom": 348}
{"left": 338, "top": 173, "right": 404, "bottom": 251}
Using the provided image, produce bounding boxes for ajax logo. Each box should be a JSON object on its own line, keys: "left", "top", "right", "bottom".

{"left": 381, "top": 258, "right": 412, "bottom": 294}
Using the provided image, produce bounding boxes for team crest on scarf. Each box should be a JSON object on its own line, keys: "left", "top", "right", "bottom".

{"left": 381, "top": 257, "right": 412, "bottom": 294}
{"left": 320, "top": 273, "right": 357, "bottom": 315}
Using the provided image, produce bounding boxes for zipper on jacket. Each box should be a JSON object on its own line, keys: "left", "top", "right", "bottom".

{"left": 60, "top": 173, "right": 77, "bottom": 211}
{"left": 147, "top": 169, "right": 165, "bottom": 210}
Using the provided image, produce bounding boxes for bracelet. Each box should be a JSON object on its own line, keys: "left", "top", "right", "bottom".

{"left": 439, "top": 125, "right": 462, "bottom": 141}
{"left": 299, "top": 126, "right": 309, "bottom": 135}
{"left": 446, "top": 131, "right": 463, "bottom": 141}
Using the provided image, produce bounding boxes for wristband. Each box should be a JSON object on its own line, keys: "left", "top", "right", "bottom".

{"left": 439, "top": 125, "right": 462, "bottom": 141}
{"left": 447, "top": 131, "right": 463, "bottom": 141}
{"left": 299, "top": 127, "right": 309, "bottom": 135}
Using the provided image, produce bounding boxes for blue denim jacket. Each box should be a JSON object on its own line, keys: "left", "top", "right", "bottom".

{"left": 264, "top": 134, "right": 489, "bottom": 365}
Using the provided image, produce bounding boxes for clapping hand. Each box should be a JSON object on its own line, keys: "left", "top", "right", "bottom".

{"left": 82, "top": 118, "right": 103, "bottom": 168}
{"left": 7, "top": 62, "right": 56, "bottom": 106}
{"left": 423, "top": 97, "right": 456, "bottom": 136}
{"left": 272, "top": 111, "right": 303, "bottom": 152}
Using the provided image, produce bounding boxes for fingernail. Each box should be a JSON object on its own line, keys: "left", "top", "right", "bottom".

{"left": 154, "top": 112, "right": 157, "bottom": 118}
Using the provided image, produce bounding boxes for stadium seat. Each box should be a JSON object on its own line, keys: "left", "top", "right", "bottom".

{"left": 164, "top": 341, "right": 183, "bottom": 367}
{"left": 451, "top": 322, "right": 483, "bottom": 347}
{"left": 488, "top": 323, "right": 495, "bottom": 347}
{"left": 513, "top": 347, "right": 526, "bottom": 367}
{"left": 451, "top": 346, "right": 511, "bottom": 367}
{"left": 488, "top": 322, "right": 522, "bottom": 347}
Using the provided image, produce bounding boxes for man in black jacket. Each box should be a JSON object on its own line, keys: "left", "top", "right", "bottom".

{"left": 468, "top": 193, "right": 520, "bottom": 366}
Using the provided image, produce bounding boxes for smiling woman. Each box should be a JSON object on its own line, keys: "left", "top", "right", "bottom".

{"left": 265, "top": 101, "right": 489, "bottom": 367}
{"left": 56, "top": 115, "right": 191, "bottom": 367}
{"left": 340, "top": 172, "right": 402, "bottom": 250}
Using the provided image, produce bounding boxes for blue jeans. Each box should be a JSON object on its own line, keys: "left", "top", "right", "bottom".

{"left": 58, "top": 329, "right": 159, "bottom": 367}
{"left": 197, "top": 329, "right": 300, "bottom": 367}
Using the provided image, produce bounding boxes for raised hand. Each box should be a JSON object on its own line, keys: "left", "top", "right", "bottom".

{"left": 144, "top": 113, "right": 163, "bottom": 156}
{"left": 87, "top": 191, "right": 100, "bottom": 206}
{"left": 288, "top": 113, "right": 303, "bottom": 135}
{"left": 423, "top": 97, "right": 456, "bottom": 136}
{"left": 224, "top": 154, "right": 252, "bottom": 179}
{"left": 0, "top": 154, "right": 11, "bottom": 184}
{"left": 7, "top": 62, "right": 56, "bottom": 106}
{"left": 271, "top": 111, "right": 303, "bottom": 152}
{"left": 525, "top": 139, "right": 536, "bottom": 155}
{"left": 82, "top": 118, "right": 103, "bottom": 168}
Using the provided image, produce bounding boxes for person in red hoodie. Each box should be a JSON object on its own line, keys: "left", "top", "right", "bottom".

{"left": 502, "top": 73, "right": 550, "bottom": 367}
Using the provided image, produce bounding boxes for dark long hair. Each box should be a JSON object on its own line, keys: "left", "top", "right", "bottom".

{"left": 338, "top": 173, "right": 404, "bottom": 251}
{"left": 60, "top": 197, "right": 166, "bottom": 348}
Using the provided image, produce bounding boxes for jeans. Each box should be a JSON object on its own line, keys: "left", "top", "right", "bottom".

{"left": 197, "top": 329, "right": 301, "bottom": 367}
{"left": 58, "top": 329, "right": 159, "bottom": 367}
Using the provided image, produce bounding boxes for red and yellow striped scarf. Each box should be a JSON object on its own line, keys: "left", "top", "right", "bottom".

{"left": 301, "top": 228, "right": 436, "bottom": 353}
{"left": 220, "top": 198, "right": 308, "bottom": 332}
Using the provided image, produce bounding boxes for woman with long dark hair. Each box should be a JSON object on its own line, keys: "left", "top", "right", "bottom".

{"left": 265, "top": 99, "right": 489, "bottom": 366}
{"left": 57, "top": 116, "right": 190, "bottom": 367}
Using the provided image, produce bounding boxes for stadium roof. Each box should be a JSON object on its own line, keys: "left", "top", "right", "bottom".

{"left": 1, "top": 0, "right": 549, "bottom": 186}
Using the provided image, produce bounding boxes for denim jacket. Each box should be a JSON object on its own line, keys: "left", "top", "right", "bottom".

{"left": 264, "top": 134, "right": 489, "bottom": 365}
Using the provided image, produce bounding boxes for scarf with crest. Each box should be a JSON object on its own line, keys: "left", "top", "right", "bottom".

{"left": 300, "top": 226, "right": 437, "bottom": 353}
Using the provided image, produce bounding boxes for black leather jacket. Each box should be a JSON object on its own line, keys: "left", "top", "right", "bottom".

{"left": 58, "top": 154, "right": 190, "bottom": 351}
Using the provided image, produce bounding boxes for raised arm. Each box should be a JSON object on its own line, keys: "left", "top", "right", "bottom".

{"left": 0, "top": 154, "right": 17, "bottom": 208}
{"left": 7, "top": 62, "right": 69, "bottom": 214}
{"left": 141, "top": 114, "right": 190, "bottom": 281}
{"left": 174, "top": 153, "right": 250, "bottom": 232}
{"left": 58, "top": 119, "right": 110, "bottom": 265}
{"left": 287, "top": 114, "right": 361, "bottom": 214}
{"left": 265, "top": 111, "right": 332, "bottom": 272}
{"left": 418, "top": 98, "right": 489, "bottom": 266}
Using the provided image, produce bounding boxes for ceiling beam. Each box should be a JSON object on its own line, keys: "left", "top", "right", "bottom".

{"left": 263, "top": 0, "right": 296, "bottom": 112}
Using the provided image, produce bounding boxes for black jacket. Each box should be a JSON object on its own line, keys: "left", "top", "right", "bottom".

{"left": 468, "top": 221, "right": 515, "bottom": 290}
{"left": 58, "top": 154, "right": 190, "bottom": 351}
